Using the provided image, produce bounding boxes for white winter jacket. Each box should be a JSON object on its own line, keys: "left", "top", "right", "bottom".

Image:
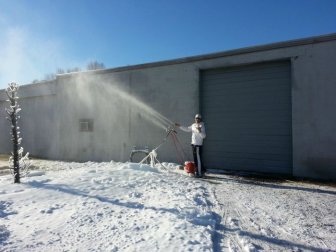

{"left": 180, "top": 122, "right": 206, "bottom": 146}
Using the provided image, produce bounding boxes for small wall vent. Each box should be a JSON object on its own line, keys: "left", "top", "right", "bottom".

{"left": 79, "top": 119, "right": 94, "bottom": 132}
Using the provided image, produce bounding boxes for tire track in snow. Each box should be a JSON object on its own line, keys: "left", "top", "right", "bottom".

{"left": 209, "top": 176, "right": 259, "bottom": 252}
{"left": 210, "top": 186, "right": 251, "bottom": 251}
{"left": 207, "top": 173, "right": 336, "bottom": 251}
{"left": 223, "top": 202, "right": 256, "bottom": 251}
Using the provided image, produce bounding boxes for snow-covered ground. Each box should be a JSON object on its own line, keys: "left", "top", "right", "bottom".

{"left": 0, "top": 161, "right": 217, "bottom": 251}
{"left": 210, "top": 173, "right": 336, "bottom": 251}
{"left": 0, "top": 160, "right": 335, "bottom": 251}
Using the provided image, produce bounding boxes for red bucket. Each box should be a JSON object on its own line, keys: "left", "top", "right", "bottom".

{"left": 184, "top": 161, "right": 195, "bottom": 174}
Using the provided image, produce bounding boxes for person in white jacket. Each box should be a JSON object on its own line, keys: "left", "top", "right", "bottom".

{"left": 175, "top": 114, "right": 206, "bottom": 177}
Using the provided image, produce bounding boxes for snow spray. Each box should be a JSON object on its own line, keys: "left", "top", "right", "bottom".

{"left": 72, "top": 74, "right": 172, "bottom": 130}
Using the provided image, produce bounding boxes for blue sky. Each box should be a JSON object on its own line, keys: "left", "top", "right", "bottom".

{"left": 0, "top": 0, "right": 335, "bottom": 89}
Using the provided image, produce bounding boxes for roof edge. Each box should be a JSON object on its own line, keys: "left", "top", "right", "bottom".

{"left": 6, "top": 32, "right": 335, "bottom": 85}
{"left": 58, "top": 32, "right": 335, "bottom": 77}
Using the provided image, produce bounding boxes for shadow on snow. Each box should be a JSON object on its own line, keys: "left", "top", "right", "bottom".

{"left": 218, "top": 223, "right": 331, "bottom": 252}
{"left": 26, "top": 180, "right": 331, "bottom": 252}
{"left": 26, "top": 180, "right": 215, "bottom": 229}
{"left": 0, "top": 201, "right": 16, "bottom": 246}
{"left": 205, "top": 175, "right": 336, "bottom": 196}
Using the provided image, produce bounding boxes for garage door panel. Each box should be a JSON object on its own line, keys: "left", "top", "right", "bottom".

{"left": 205, "top": 156, "right": 291, "bottom": 171}
{"left": 202, "top": 81, "right": 289, "bottom": 96}
{"left": 205, "top": 141, "right": 291, "bottom": 153}
{"left": 207, "top": 129, "right": 291, "bottom": 137}
{"left": 203, "top": 85, "right": 290, "bottom": 99}
{"left": 204, "top": 113, "right": 291, "bottom": 122}
{"left": 202, "top": 100, "right": 291, "bottom": 110}
{"left": 204, "top": 109, "right": 291, "bottom": 120}
{"left": 203, "top": 91, "right": 291, "bottom": 101}
{"left": 204, "top": 64, "right": 290, "bottom": 78}
{"left": 206, "top": 119, "right": 291, "bottom": 128}
{"left": 205, "top": 154, "right": 291, "bottom": 168}
{"left": 205, "top": 152, "right": 291, "bottom": 163}
{"left": 203, "top": 72, "right": 290, "bottom": 84}
{"left": 205, "top": 134, "right": 290, "bottom": 143}
{"left": 201, "top": 61, "right": 292, "bottom": 174}
{"left": 208, "top": 137, "right": 291, "bottom": 146}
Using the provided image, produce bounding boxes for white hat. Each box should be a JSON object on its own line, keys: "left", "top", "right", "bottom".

{"left": 195, "top": 114, "right": 202, "bottom": 119}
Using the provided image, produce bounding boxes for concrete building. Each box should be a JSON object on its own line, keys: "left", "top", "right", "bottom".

{"left": 1, "top": 33, "right": 336, "bottom": 180}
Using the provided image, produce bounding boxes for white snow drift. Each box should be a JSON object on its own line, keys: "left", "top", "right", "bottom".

{"left": 0, "top": 160, "right": 335, "bottom": 251}
{"left": 0, "top": 161, "right": 217, "bottom": 251}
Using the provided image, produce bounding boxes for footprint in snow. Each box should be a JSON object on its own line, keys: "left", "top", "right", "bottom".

{"left": 40, "top": 204, "right": 62, "bottom": 214}
{"left": 128, "top": 192, "right": 143, "bottom": 198}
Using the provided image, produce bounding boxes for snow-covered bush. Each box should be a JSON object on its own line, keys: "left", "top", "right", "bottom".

{"left": 5, "top": 82, "right": 31, "bottom": 183}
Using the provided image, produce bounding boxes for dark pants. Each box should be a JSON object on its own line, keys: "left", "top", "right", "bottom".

{"left": 192, "top": 145, "right": 205, "bottom": 175}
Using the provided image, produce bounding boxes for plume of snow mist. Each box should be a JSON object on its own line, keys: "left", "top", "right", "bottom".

{"left": 108, "top": 87, "right": 172, "bottom": 130}
{"left": 56, "top": 72, "right": 177, "bottom": 162}
{"left": 72, "top": 74, "right": 173, "bottom": 131}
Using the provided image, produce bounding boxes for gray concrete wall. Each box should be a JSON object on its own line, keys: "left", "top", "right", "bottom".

{"left": 290, "top": 41, "right": 336, "bottom": 179}
{"left": 54, "top": 65, "right": 198, "bottom": 162}
{"left": 1, "top": 34, "right": 335, "bottom": 180}
{"left": 0, "top": 81, "right": 58, "bottom": 159}
{"left": 0, "top": 99, "right": 11, "bottom": 153}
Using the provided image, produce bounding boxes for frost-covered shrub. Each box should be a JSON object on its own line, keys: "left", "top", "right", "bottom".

{"left": 5, "top": 82, "right": 31, "bottom": 183}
